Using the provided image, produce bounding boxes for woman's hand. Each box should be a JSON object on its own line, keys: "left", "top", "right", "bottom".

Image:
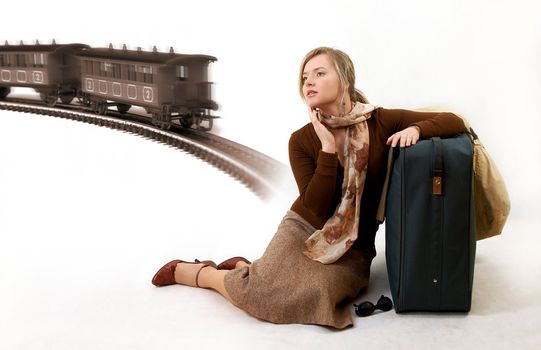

{"left": 308, "top": 106, "right": 336, "bottom": 153}
{"left": 386, "top": 126, "right": 421, "bottom": 148}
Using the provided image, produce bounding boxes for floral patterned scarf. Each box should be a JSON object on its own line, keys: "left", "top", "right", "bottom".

{"left": 303, "top": 102, "right": 378, "bottom": 264}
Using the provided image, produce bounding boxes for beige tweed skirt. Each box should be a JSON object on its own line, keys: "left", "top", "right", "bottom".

{"left": 223, "top": 210, "right": 375, "bottom": 329}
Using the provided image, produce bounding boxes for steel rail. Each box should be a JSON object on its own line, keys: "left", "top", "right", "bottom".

{"left": 0, "top": 98, "right": 289, "bottom": 199}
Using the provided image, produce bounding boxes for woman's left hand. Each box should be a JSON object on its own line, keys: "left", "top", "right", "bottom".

{"left": 386, "top": 126, "right": 421, "bottom": 148}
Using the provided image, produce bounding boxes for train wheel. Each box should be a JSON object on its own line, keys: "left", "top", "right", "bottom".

{"left": 151, "top": 120, "right": 171, "bottom": 130}
{"left": 200, "top": 118, "right": 213, "bottom": 131}
{"left": 60, "top": 94, "right": 74, "bottom": 104}
{"left": 180, "top": 115, "right": 194, "bottom": 129}
{"left": 40, "top": 92, "right": 58, "bottom": 107}
{"left": 194, "top": 117, "right": 213, "bottom": 131}
{"left": 0, "top": 87, "right": 10, "bottom": 99}
{"left": 97, "top": 103, "right": 108, "bottom": 115}
{"left": 80, "top": 95, "right": 92, "bottom": 107}
{"left": 117, "top": 103, "right": 131, "bottom": 114}
{"left": 90, "top": 100, "right": 100, "bottom": 113}
{"left": 91, "top": 100, "right": 108, "bottom": 115}
{"left": 152, "top": 112, "right": 171, "bottom": 130}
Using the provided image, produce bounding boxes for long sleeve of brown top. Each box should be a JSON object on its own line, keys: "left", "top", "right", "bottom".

{"left": 288, "top": 107, "right": 466, "bottom": 246}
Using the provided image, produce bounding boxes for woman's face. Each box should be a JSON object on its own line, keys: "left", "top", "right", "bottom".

{"left": 302, "top": 54, "right": 342, "bottom": 109}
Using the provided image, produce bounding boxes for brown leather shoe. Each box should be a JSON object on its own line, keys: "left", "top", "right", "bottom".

{"left": 152, "top": 259, "right": 217, "bottom": 287}
{"left": 217, "top": 256, "right": 251, "bottom": 270}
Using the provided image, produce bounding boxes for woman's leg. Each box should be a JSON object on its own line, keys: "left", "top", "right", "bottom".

{"left": 174, "top": 262, "right": 249, "bottom": 304}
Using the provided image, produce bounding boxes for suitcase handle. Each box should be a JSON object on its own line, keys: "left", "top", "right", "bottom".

{"left": 432, "top": 137, "right": 443, "bottom": 195}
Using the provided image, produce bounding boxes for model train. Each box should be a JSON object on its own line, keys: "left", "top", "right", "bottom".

{"left": 0, "top": 40, "right": 218, "bottom": 130}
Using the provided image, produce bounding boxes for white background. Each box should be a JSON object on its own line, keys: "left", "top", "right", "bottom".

{"left": 1, "top": 1, "right": 540, "bottom": 349}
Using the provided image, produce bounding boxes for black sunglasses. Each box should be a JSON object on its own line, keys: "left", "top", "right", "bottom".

{"left": 354, "top": 295, "right": 393, "bottom": 317}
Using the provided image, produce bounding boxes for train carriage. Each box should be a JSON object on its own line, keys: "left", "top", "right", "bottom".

{"left": 0, "top": 41, "right": 89, "bottom": 104}
{"left": 77, "top": 45, "right": 218, "bottom": 130}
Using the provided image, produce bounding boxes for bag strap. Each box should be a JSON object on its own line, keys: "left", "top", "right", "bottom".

{"left": 456, "top": 114, "right": 480, "bottom": 145}
{"left": 376, "top": 146, "right": 395, "bottom": 224}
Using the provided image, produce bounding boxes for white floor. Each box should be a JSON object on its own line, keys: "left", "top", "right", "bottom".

{"left": 1, "top": 112, "right": 540, "bottom": 350}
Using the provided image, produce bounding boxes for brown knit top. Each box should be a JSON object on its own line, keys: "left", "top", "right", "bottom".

{"left": 289, "top": 107, "right": 467, "bottom": 252}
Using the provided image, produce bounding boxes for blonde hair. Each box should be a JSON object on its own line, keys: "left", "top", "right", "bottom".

{"left": 298, "top": 47, "right": 369, "bottom": 104}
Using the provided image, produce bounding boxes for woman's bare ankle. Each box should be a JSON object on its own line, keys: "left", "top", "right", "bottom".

{"left": 174, "top": 263, "right": 213, "bottom": 287}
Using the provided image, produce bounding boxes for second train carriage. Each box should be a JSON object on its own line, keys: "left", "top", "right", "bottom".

{"left": 76, "top": 45, "right": 219, "bottom": 130}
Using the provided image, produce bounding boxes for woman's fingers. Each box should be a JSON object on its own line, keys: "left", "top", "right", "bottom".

{"left": 386, "top": 127, "right": 420, "bottom": 148}
{"left": 307, "top": 105, "right": 336, "bottom": 152}
{"left": 386, "top": 133, "right": 400, "bottom": 147}
{"left": 307, "top": 105, "right": 318, "bottom": 123}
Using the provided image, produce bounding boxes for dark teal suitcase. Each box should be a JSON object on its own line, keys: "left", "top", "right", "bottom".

{"left": 384, "top": 134, "right": 475, "bottom": 312}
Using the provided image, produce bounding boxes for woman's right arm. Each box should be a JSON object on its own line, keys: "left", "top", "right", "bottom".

{"left": 288, "top": 130, "right": 339, "bottom": 226}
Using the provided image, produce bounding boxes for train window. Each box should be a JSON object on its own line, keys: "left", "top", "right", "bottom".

{"left": 31, "top": 53, "right": 46, "bottom": 67}
{"left": 100, "top": 62, "right": 114, "bottom": 77}
{"left": 176, "top": 65, "right": 188, "bottom": 80}
{"left": 85, "top": 60, "right": 94, "bottom": 75}
{"left": 113, "top": 63, "right": 121, "bottom": 79}
{"left": 16, "top": 54, "right": 27, "bottom": 67}
{"left": 138, "top": 65, "right": 153, "bottom": 84}
{"left": 127, "top": 64, "right": 136, "bottom": 81}
{"left": 0, "top": 54, "right": 5, "bottom": 67}
{"left": 142, "top": 66, "right": 152, "bottom": 74}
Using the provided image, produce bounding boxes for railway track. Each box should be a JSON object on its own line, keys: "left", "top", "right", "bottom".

{"left": 0, "top": 97, "right": 290, "bottom": 199}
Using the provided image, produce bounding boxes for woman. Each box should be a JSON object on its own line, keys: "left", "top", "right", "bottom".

{"left": 151, "top": 47, "right": 466, "bottom": 329}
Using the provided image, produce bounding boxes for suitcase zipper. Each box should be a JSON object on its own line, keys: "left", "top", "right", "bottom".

{"left": 432, "top": 137, "right": 444, "bottom": 309}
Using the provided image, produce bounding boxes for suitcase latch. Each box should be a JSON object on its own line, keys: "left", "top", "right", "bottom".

{"left": 433, "top": 175, "right": 443, "bottom": 195}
